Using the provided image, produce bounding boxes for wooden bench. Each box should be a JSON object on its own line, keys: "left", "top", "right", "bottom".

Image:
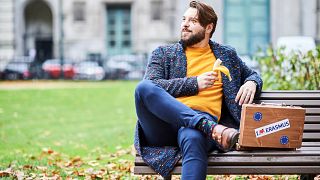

{"left": 134, "top": 91, "right": 320, "bottom": 179}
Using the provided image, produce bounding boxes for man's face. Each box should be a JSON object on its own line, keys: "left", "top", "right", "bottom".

{"left": 181, "top": 8, "right": 206, "bottom": 47}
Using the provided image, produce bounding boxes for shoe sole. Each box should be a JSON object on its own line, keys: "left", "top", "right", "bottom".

{"left": 229, "top": 132, "right": 240, "bottom": 149}
{"left": 223, "top": 132, "right": 240, "bottom": 152}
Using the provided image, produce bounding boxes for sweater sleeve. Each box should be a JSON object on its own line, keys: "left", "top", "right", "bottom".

{"left": 143, "top": 46, "right": 199, "bottom": 97}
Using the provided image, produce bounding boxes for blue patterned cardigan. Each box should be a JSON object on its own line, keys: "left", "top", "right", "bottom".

{"left": 134, "top": 40, "right": 263, "bottom": 177}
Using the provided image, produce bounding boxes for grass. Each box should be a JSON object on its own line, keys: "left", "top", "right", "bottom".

{"left": 0, "top": 81, "right": 305, "bottom": 179}
{"left": 0, "top": 81, "right": 139, "bottom": 179}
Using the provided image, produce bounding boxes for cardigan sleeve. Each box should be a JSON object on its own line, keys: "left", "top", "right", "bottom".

{"left": 143, "top": 46, "right": 199, "bottom": 97}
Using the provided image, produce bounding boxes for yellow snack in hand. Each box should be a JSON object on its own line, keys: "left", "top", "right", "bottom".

{"left": 213, "top": 58, "right": 232, "bottom": 81}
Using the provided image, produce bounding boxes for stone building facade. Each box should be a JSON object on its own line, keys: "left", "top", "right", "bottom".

{"left": 0, "top": 0, "right": 319, "bottom": 65}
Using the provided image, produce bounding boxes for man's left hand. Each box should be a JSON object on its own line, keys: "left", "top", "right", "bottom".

{"left": 235, "top": 81, "right": 257, "bottom": 105}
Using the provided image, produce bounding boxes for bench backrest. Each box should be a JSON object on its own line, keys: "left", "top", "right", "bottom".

{"left": 256, "top": 91, "right": 320, "bottom": 143}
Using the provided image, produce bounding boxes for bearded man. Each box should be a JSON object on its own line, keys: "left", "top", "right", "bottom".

{"left": 134, "top": 1, "right": 263, "bottom": 179}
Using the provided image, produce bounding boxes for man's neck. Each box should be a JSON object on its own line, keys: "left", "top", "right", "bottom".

{"left": 189, "top": 37, "right": 210, "bottom": 48}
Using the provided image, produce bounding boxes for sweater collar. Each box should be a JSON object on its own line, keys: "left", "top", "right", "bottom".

{"left": 179, "top": 40, "right": 219, "bottom": 51}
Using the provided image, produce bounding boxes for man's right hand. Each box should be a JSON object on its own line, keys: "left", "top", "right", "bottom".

{"left": 197, "top": 71, "right": 219, "bottom": 91}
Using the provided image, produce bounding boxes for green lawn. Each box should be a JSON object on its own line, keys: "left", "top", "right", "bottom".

{"left": 0, "top": 81, "right": 302, "bottom": 179}
{"left": 0, "top": 81, "right": 139, "bottom": 179}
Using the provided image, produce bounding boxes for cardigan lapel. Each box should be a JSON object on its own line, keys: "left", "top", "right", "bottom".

{"left": 210, "top": 41, "right": 240, "bottom": 122}
{"left": 210, "top": 41, "right": 233, "bottom": 97}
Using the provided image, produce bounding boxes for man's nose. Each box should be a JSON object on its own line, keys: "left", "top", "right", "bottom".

{"left": 182, "top": 20, "right": 190, "bottom": 28}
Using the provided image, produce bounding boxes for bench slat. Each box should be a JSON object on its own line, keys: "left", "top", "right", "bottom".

{"left": 303, "top": 132, "right": 320, "bottom": 140}
{"left": 304, "top": 124, "right": 320, "bottom": 131}
{"left": 205, "top": 156, "right": 320, "bottom": 165}
{"left": 135, "top": 146, "right": 320, "bottom": 165}
{"left": 205, "top": 166, "right": 320, "bottom": 174}
{"left": 134, "top": 166, "right": 320, "bottom": 175}
{"left": 302, "top": 142, "right": 320, "bottom": 146}
{"left": 259, "top": 91, "right": 320, "bottom": 100}
{"left": 135, "top": 155, "right": 320, "bottom": 166}
{"left": 134, "top": 142, "right": 320, "bottom": 156}
{"left": 296, "top": 146, "right": 320, "bottom": 151}
{"left": 305, "top": 116, "right": 320, "bottom": 123}
{"left": 261, "top": 90, "right": 320, "bottom": 93}
{"left": 306, "top": 108, "right": 320, "bottom": 115}
{"left": 215, "top": 149, "right": 320, "bottom": 156}
{"left": 255, "top": 100, "right": 320, "bottom": 107}
{"left": 210, "top": 151, "right": 320, "bottom": 157}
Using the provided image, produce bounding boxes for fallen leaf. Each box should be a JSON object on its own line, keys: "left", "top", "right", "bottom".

{"left": 64, "top": 161, "right": 73, "bottom": 167}
{"left": 106, "top": 163, "right": 117, "bottom": 170}
{"left": 42, "top": 148, "right": 54, "bottom": 154}
{"left": 71, "top": 156, "right": 81, "bottom": 163}
{"left": 76, "top": 170, "right": 85, "bottom": 176}
{"left": 0, "top": 170, "right": 11, "bottom": 177}
{"left": 88, "top": 160, "right": 99, "bottom": 167}
{"left": 23, "top": 165, "right": 33, "bottom": 169}
{"left": 36, "top": 166, "right": 47, "bottom": 171}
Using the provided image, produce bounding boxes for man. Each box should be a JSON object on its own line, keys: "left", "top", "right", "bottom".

{"left": 134, "top": 1, "right": 263, "bottom": 179}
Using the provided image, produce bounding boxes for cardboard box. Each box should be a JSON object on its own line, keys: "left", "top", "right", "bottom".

{"left": 239, "top": 103, "right": 306, "bottom": 149}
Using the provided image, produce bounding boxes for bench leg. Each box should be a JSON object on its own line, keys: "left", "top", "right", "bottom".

{"left": 300, "top": 174, "right": 316, "bottom": 180}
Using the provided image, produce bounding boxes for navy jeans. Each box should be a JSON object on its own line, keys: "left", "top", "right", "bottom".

{"left": 135, "top": 80, "right": 219, "bottom": 179}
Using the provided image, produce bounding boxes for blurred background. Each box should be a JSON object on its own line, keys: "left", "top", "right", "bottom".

{"left": 0, "top": 0, "right": 319, "bottom": 81}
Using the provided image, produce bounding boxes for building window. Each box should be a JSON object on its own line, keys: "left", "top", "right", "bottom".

{"left": 151, "top": 0, "right": 163, "bottom": 20}
{"left": 73, "top": 2, "right": 86, "bottom": 22}
{"left": 109, "top": 40, "right": 116, "bottom": 47}
{"left": 122, "top": 40, "right": 131, "bottom": 47}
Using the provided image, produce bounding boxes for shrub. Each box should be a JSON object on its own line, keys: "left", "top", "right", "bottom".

{"left": 255, "top": 46, "right": 320, "bottom": 90}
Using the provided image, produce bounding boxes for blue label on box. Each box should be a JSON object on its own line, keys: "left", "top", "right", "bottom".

{"left": 280, "top": 136, "right": 289, "bottom": 145}
{"left": 253, "top": 112, "right": 262, "bottom": 121}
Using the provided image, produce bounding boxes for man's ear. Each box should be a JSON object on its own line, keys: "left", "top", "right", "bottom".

{"left": 206, "top": 23, "right": 213, "bottom": 34}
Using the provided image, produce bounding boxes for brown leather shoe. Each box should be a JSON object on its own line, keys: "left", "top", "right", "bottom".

{"left": 212, "top": 124, "right": 239, "bottom": 152}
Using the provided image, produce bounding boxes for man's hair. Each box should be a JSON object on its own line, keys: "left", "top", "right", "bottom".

{"left": 189, "top": 1, "right": 218, "bottom": 38}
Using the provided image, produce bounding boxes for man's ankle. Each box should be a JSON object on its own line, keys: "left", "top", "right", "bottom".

{"left": 196, "top": 118, "right": 217, "bottom": 137}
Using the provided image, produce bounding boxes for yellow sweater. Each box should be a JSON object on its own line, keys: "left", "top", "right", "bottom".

{"left": 176, "top": 45, "right": 223, "bottom": 120}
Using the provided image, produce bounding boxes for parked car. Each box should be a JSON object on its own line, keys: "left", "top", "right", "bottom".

{"left": 42, "top": 59, "right": 75, "bottom": 79}
{"left": 105, "top": 54, "right": 146, "bottom": 80}
{"left": 73, "top": 61, "right": 105, "bottom": 81}
{"left": 2, "top": 60, "right": 32, "bottom": 80}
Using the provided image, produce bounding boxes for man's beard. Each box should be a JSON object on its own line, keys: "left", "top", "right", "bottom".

{"left": 181, "top": 28, "right": 206, "bottom": 47}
